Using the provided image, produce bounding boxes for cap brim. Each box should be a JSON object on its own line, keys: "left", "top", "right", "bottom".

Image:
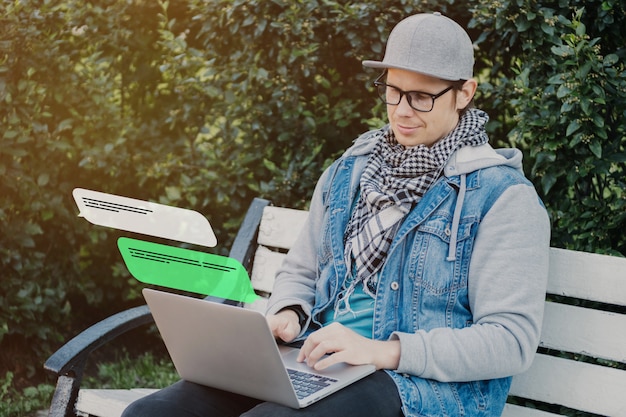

{"left": 362, "top": 60, "right": 463, "bottom": 81}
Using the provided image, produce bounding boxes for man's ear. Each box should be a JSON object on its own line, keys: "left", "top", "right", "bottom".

{"left": 457, "top": 79, "right": 477, "bottom": 110}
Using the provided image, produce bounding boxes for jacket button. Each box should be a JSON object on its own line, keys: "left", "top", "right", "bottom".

{"left": 391, "top": 282, "right": 399, "bottom": 291}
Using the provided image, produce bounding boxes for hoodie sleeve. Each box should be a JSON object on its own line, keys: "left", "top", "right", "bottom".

{"left": 392, "top": 182, "right": 551, "bottom": 382}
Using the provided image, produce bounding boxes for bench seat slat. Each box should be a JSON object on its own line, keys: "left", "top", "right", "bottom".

{"left": 509, "top": 353, "right": 626, "bottom": 416}
{"left": 76, "top": 389, "right": 158, "bottom": 417}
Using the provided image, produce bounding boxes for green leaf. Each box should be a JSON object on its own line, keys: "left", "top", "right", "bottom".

{"left": 541, "top": 173, "right": 558, "bottom": 194}
{"left": 580, "top": 98, "right": 592, "bottom": 116}
{"left": 515, "top": 16, "right": 531, "bottom": 32}
{"left": 551, "top": 44, "right": 573, "bottom": 58}
{"left": 24, "top": 222, "right": 43, "bottom": 236}
{"left": 566, "top": 120, "right": 581, "bottom": 136}
{"left": 569, "top": 133, "right": 583, "bottom": 147}
{"left": 57, "top": 119, "right": 73, "bottom": 132}
{"left": 540, "top": 22, "right": 555, "bottom": 36}
{"left": 165, "top": 186, "right": 181, "bottom": 202}
{"left": 263, "top": 159, "right": 277, "bottom": 172}
{"left": 556, "top": 84, "right": 571, "bottom": 98}
{"left": 604, "top": 54, "right": 619, "bottom": 66}
{"left": 37, "top": 174, "right": 49, "bottom": 187}
{"left": 577, "top": 62, "right": 592, "bottom": 81}
{"left": 592, "top": 113, "right": 605, "bottom": 128}
{"left": 3, "top": 130, "right": 19, "bottom": 139}
{"left": 589, "top": 141, "right": 602, "bottom": 158}
{"left": 547, "top": 74, "right": 564, "bottom": 85}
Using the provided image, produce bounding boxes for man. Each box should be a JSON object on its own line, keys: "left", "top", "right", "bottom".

{"left": 123, "top": 12, "right": 550, "bottom": 417}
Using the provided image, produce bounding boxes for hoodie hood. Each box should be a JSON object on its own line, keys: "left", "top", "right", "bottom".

{"left": 444, "top": 144, "right": 524, "bottom": 176}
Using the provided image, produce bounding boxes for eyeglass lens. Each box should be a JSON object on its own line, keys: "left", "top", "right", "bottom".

{"left": 377, "top": 84, "right": 437, "bottom": 112}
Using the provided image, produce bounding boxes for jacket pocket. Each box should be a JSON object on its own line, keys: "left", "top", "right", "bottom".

{"left": 409, "top": 214, "right": 475, "bottom": 293}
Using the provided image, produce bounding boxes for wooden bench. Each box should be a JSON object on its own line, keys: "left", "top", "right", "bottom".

{"left": 44, "top": 198, "right": 626, "bottom": 417}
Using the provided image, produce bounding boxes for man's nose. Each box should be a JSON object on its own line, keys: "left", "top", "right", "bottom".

{"left": 396, "top": 94, "right": 415, "bottom": 115}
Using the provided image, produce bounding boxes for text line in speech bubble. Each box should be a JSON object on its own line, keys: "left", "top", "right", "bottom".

{"left": 118, "top": 237, "right": 259, "bottom": 304}
{"left": 73, "top": 188, "right": 217, "bottom": 247}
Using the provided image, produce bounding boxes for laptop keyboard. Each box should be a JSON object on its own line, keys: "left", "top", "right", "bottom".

{"left": 287, "top": 369, "right": 338, "bottom": 399}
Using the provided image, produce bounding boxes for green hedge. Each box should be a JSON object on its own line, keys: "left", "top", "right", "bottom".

{"left": 1, "top": 0, "right": 624, "bottom": 383}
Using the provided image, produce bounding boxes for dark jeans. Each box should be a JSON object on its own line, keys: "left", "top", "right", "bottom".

{"left": 121, "top": 371, "right": 403, "bottom": 417}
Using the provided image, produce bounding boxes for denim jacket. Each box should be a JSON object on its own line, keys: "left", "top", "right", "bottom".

{"left": 267, "top": 128, "right": 550, "bottom": 416}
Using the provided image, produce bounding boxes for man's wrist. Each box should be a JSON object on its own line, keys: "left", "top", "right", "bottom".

{"left": 280, "top": 305, "right": 307, "bottom": 328}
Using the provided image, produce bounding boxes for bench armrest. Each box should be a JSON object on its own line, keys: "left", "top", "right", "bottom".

{"left": 44, "top": 305, "right": 153, "bottom": 376}
{"left": 44, "top": 305, "right": 153, "bottom": 417}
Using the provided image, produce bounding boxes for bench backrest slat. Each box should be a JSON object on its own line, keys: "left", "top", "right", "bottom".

{"left": 508, "top": 354, "right": 626, "bottom": 416}
{"left": 257, "top": 206, "right": 309, "bottom": 250}
{"left": 540, "top": 301, "right": 626, "bottom": 363}
{"left": 250, "top": 246, "right": 287, "bottom": 295}
{"left": 547, "top": 247, "right": 626, "bottom": 305}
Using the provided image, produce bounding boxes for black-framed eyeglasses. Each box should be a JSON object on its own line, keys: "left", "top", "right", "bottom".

{"left": 373, "top": 73, "right": 454, "bottom": 112}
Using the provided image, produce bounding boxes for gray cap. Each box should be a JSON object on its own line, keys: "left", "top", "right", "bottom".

{"left": 363, "top": 12, "right": 474, "bottom": 81}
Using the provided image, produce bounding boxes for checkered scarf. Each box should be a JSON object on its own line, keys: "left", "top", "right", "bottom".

{"left": 344, "top": 108, "right": 489, "bottom": 296}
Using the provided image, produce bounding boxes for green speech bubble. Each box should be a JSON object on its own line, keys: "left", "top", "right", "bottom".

{"left": 118, "top": 237, "right": 259, "bottom": 304}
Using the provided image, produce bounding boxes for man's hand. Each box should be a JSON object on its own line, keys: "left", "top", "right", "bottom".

{"left": 297, "top": 322, "right": 400, "bottom": 371}
{"left": 266, "top": 309, "right": 302, "bottom": 343}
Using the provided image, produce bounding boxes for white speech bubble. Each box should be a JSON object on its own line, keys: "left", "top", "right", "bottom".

{"left": 73, "top": 188, "right": 217, "bottom": 247}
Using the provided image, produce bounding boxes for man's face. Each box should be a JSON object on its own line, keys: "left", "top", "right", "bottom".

{"left": 385, "top": 68, "right": 474, "bottom": 148}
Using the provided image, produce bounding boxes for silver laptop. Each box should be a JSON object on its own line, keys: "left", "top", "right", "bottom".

{"left": 142, "top": 288, "right": 376, "bottom": 408}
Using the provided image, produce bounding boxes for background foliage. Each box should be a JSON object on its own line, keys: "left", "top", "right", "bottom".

{"left": 1, "top": 0, "right": 624, "bottom": 399}
{"left": 471, "top": 0, "right": 626, "bottom": 255}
